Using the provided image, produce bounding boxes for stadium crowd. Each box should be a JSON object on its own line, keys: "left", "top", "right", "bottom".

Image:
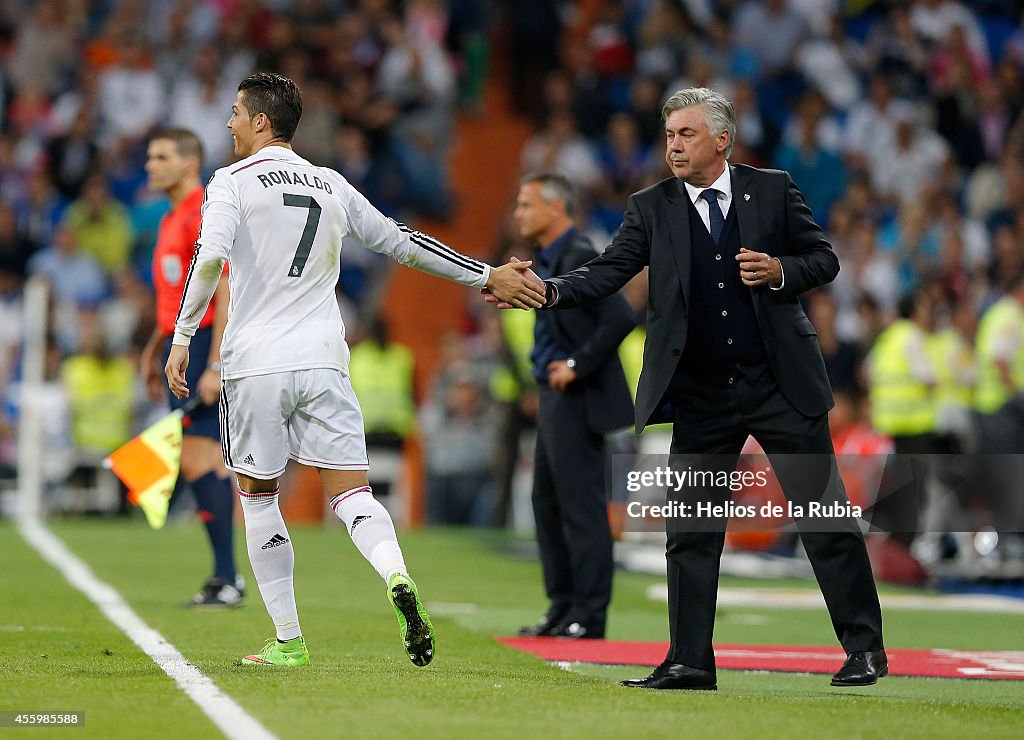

{"left": 1, "top": 1, "right": 1024, "bottom": 581}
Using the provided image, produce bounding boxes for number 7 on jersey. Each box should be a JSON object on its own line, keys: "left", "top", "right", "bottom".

{"left": 283, "top": 193, "right": 321, "bottom": 277}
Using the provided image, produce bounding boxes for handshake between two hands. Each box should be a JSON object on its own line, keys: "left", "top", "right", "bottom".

{"left": 480, "top": 256, "right": 547, "bottom": 310}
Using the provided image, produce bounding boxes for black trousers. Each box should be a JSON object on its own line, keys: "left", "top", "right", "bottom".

{"left": 665, "top": 366, "right": 883, "bottom": 670}
{"left": 533, "top": 385, "right": 614, "bottom": 632}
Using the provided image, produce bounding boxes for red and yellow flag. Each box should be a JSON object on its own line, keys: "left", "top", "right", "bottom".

{"left": 104, "top": 411, "right": 185, "bottom": 529}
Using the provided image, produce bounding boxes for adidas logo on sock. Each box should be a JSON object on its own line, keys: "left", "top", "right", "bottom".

{"left": 243, "top": 454, "right": 255, "bottom": 465}
{"left": 350, "top": 515, "right": 371, "bottom": 534}
{"left": 261, "top": 533, "right": 289, "bottom": 550}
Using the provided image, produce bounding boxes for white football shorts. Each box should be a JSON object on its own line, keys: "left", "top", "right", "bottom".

{"left": 219, "top": 368, "right": 370, "bottom": 478}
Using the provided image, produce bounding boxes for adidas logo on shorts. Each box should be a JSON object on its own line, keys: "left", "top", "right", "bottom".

{"left": 243, "top": 454, "right": 255, "bottom": 465}
{"left": 262, "top": 533, "right": 290, "bottom": 550}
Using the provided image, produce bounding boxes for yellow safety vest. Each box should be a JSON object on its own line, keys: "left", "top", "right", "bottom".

{"left": 868, "top": 319, "right": 934, "bottom": 435}
{"left": 61, "top": 355, "right": 135, "bottom": 454}
{"left": 974, "top": 297, "right": 1024, "bottom": 413}
{"left": 348, "top": 340, "right": 415, "bottom": 437}
{"left": 618, "top": 326, "right": 646, "bottom": 400}
{"left": 926, "top": 328, "right": 973, "bottom": 412}
{"left": 490, "top": 309, "right": 536, "bottom": 402}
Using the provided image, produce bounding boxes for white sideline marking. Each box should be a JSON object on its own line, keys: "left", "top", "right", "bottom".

{"left": 16, "top": 517, "right": 276, "bottom": 740}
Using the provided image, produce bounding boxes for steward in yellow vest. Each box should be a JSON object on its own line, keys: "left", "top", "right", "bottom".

{"left": 868, "top": 296, "right": 936, "bottom": 439}
{"left": 348, "top": 318, "right": 416, "bottom": 447}
{"left": 974, "top": 290, "right": 1024, "bottom": 416}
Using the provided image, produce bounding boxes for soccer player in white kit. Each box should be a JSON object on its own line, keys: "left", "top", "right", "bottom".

{"left": 165, "top": 72, "right": 545, "bottom": 667}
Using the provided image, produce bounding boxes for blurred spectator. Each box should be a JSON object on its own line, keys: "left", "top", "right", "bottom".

{"left": 795, "top": 15, "right": 866, "bottom": 111}
{"left": 16, "top": 171, "right": 63, "bottom": 255}
{"left": 26, "top": 225, "right": 107, "bottom": 308}
{"left": 844, "top": 73, "right": 918, "bottom": 173}
{"left": 97, "top": 38, "right": 164, "bottom": 154}
{"left": 733, "top": 0, "right": 807, "bottom": 80}
{"left": 591, "top": 113, "right": 651, "bottom": 234}
{"left": 521, "top": 108, "right": 602, "bottom": 191}
{"left": 169, "top": 45, "right": 238, "bottom": 172}
{"left": 869, "top": 107, "right": 952, "bottom": 208}
{"left": 291, "top": 79, "right": 339, "bottom": 167}
{"left": 507, "top": 0, "right": 564, "bottom": 119}
{"left": 62, "top": 174, "right": 133, "bottom": 274}
{"left": 808, "top": 290, "right": 861, "bottom": 393}
{"left": 421, "top": 363, "right": 499, "bottom": 525}
{"left": 773, "top": 91, "right": 846, "bottom": 224}
{"left": 46, "top": 109, "right": 101, "bottom": 202}
{"left": 930, "top": 24, "right": 992, "bottom": 169}
{"left": 866, "top": 4, "right": 931, "bottom": 98}
{"left": 910, "top": 0, "right": 989, "bottom": 58}
{"left": 6, "top": 0, "right": 78, "bottom": 98}
{"left": 60, "top": 312, "right": 135, "bottom": 458}
{"left": 0, "top": 201, "right": 34, "bottom": 279}
{"left": 348, "top": 316, "right": 416, "bottom": 499}
{"left": 832, "top": 216, "right": 899, "bottom": 315}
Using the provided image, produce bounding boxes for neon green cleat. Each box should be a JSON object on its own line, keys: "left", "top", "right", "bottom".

{"left": 242, "top": 636, "right": 310, "bottom": 667}
{"left": 388, "top": 573, "right": 435, "bottom": 667}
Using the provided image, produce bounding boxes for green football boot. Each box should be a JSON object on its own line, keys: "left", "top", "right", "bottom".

{"left": 388, "top": 573, "right": 435, "bottom": 667}
{"left": 242, "top": 636, "right": 310, "bottom": 666}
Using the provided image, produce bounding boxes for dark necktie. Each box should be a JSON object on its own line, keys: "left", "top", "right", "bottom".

{"left": 699, "top": 188, "right": 724, "bottom": 244}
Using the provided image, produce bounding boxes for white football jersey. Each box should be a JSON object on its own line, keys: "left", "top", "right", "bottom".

{"left": 173, "top": 146, "right": 490, "bottom": 379}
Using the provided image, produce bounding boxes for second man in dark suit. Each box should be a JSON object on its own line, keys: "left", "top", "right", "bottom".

{"left": 514, "top": 172, "right": 635, "bottom": 639}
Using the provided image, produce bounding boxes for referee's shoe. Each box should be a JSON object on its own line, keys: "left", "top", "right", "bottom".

{"left": 188, "top": 575, "right": 245, "bottom": 608}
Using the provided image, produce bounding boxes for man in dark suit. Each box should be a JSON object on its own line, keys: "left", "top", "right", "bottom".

{"left": 513, "top": 172, "right": 635, "bottom": 639}
{"left": 539, "top": 89, "right": 885, "bottom": 686}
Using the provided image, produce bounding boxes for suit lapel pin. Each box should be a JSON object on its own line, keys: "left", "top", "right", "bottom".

{"left": 743, "top": 193, "right": 750, "bottom": 201}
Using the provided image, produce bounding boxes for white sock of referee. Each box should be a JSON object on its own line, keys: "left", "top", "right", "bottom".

{"left": 329, "top": 486, "right": 407, "bottom": 582}
{"left": 238, "top": 486, "right": 301, "bottom": 641}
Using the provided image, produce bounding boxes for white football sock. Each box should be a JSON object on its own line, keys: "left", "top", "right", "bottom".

{"left": 238, "top": 487, "right": 301, "bottom": 641}
{"left": 329, "top": 486, "right": 407, "bottom": 581}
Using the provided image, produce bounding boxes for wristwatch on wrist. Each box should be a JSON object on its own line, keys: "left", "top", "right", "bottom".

{"left": 565, "top": 358, "right": 577, "bottom": 370}
{"left": 207, "top": 361, "right": 222, "bottom": 373}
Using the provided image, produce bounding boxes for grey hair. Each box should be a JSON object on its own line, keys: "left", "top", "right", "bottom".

{"left": 662, "top": 87, "right": 736, "bottom": 158}
{"left": 520, "top": 171, "right": 579, "bottom": 218}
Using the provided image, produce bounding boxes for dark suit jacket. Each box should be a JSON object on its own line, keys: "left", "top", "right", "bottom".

{"left": 544, "top": 230, "right": 635, "bottom": 435}
{"left": 547, "top": 164, "right": 837, "bottom": 432}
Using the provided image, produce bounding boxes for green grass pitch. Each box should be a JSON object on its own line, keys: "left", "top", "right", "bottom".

{"left": 2, "top": 519, "right": 1023, "bottom": 739}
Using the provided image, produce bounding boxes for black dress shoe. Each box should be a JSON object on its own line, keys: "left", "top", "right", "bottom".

{"left": 517, "top": 615, "right": 564, "bottom": 637}
{"left": 551, "top": 622, "right": 604, "bottom": 639}
{"left": 831, "top": 650, "right": 888, "bottom": 687}
{"left": 620, "top": 661, "right": 717, "bottom": 690}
